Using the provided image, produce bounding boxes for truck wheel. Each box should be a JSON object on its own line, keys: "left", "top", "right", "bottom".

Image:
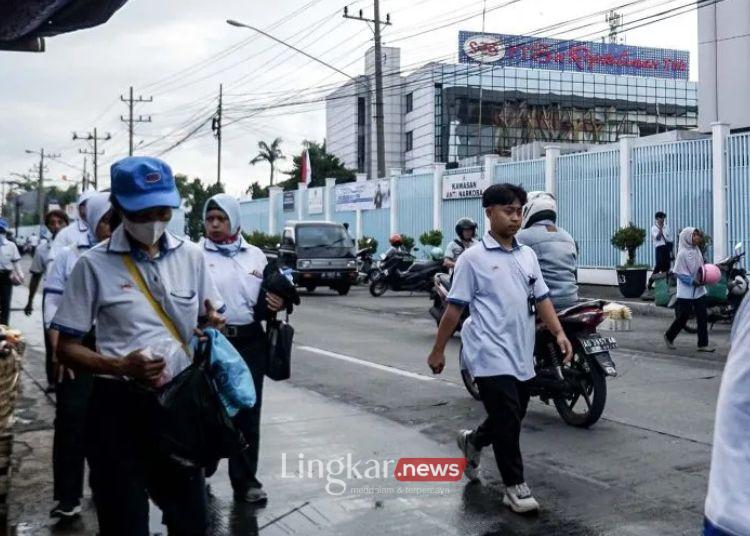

{"left": 337, "top": 284, "right": 351, "bottom": 296}
{"left": 305, "top": 285, "right": 317, "bottom": 293}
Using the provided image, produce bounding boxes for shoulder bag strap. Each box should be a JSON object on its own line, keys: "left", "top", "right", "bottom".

{"left": 122, "top": 255, "right": 188, "bottom": 353}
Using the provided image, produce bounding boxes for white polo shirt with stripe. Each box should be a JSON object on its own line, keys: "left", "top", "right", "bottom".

{"left": 51, "top": 225, "right": 225, "bottom": 366}
{"left": 448, "top": 231, "right": 549, "bottom": 381}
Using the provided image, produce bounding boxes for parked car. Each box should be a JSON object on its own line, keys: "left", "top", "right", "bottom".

{"left": 277, "top": 221, "right": 358, "bottom": 295}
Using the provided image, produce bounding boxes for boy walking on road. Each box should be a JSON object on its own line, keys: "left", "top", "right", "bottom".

{"left": 427, "top": 183, "right": 573, "bottom": 514}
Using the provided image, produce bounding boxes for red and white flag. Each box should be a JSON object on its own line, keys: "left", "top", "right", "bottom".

{"left": 301, "top": 150, "right": 312, "bottom": 184}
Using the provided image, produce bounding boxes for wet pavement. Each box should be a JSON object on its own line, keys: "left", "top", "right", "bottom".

{"left": 6, "top": 270, "right": 728, "bottom": 535}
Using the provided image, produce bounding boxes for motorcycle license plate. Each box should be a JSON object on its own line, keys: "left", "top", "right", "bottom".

{"left": 579, "top": 336, "right": 617, "bottom": 355}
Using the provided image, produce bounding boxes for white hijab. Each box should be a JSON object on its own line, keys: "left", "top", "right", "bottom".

{"left": 673, "top": 227, "right": 703, "bottom": 277}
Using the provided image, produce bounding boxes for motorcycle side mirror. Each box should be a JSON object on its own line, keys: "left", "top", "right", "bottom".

{"left": 735, "top": 242, "right": 744, "bottom": 252}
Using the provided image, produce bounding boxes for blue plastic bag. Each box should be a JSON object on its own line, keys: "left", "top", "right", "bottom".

{"left": 190, "top": 328, "right": 256, "bottom": 417}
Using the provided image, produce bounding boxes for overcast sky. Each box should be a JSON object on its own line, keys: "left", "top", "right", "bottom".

{"left": 2, "top": 0, "right": 700, "bottom": 198}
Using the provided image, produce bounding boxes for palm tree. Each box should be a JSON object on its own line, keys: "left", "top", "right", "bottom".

{"left": 250, "top": 137, "right": 285, "bottom": 187}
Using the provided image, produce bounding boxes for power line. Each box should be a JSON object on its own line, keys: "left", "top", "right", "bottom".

{"left": 120, "top": 86, "right": 153, "bottom": 156}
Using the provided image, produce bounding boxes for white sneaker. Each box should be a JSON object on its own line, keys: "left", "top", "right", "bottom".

{"left": 456, "top": 429, "right": 481, "bottom": 482}
{"left": 503, "top": 483, "right": 540, "bottom": 513}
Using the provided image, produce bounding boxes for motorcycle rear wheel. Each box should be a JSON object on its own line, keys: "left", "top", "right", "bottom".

{"left": 459, "top": 344, "right": 481, "bottom": 400}
{"left": 553, "top": 354, "right": 607, "bottom": 428}
{"left": 369, "top": 279, "right": 388, "bottom": 297}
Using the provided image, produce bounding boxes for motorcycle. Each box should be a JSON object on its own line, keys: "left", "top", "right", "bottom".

{"left": 370, "top": 249, "right": 445, "bottom": 297}
{"left": 459, "top": 300, "right": 617, "bottom": 428}
{"left": 429, "top": 273, "right": 469, "bottom": 331}
{"left": 666, "top": 242, "right": 748, "bottom": 332}
{"left": 356, "top": 239, "right": 378, "bottom": 284}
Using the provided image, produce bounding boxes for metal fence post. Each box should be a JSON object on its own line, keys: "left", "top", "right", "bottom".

{"left": 355, "top": 173, "right": 366, "bottom": 242}
{"left": 297, "top": 182, "right": 306, "bottom": 221}
{"left": 389, "top": 169, "right": 401, "bottom": 235}
{"left": 619, "top": 135, "right": 636, "bottom": 266}
{"left": 268, "top": 186, "right": 282, "bottom": 235}
{"left": 712, "top": 122, "right": 730, "bottom": 261}
{"left": 433, "top": 163, "right": 445, "bottom": 231}
{"left": 544, "top": 145, "right": 561, "bottom": 196}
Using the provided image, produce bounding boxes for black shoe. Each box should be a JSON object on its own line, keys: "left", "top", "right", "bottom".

{"left": 44, "top": 385, "right": 56, "bottom": 394}
{"left": 233, "top": 486, "right": 268, "bottom": 505}
{"left": 50, "top": 500, "right": 81, "bottom": 519}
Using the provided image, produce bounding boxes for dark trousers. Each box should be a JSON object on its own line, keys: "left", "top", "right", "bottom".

{"left": 86, "top": 378, "right": 207, "bottom": 536}
{"left": 649, "top": 245, "right": 672, "bottom": 289}
{"left": 666, "top": 296, "right": 709, "bottom": 347}
{"left": 43, "top": 324, "right": 54, "bottom": 387}
{"left": 227, "top": 324, "right": 267, "bottom": 492}
{"left": 53, "top": 372, "right": 92, "bottom": 503}
{"left": 471, "top": 375, "right": 531, "bottom": 487}
{"left": 0, "top": 271, "right": 12, "bottom": 326}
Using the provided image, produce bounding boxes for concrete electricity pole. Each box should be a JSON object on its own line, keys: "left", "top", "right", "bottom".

{"left": 24, "top": 148, "right": 59, "bottom": 224}
{"left": 344, "top": 1, "right": 392, "bottom": 179}
{"left": 211, "top": 84, "right": 223, "bottom": 185}
{"left": 120, "top": 86, "right": 153, "bottom": 156}
{"left": 73, "top": 128, "right": 111, "bottom": 189}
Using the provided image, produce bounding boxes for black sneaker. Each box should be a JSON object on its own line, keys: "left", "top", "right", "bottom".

{"left": 50, "top": 500, "right": 81, "bottom": 519}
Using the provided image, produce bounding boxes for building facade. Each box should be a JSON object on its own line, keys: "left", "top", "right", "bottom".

{"left": 326, "top": 32, "right": 697, "bottom": 174}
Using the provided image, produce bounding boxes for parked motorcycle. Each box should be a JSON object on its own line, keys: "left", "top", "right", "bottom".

{"left": 459, "top": 300, "right": 617, "bottom": 428}
{"left": 429, "top": 273, "right": 469, "bottom": 331}
{"left": 370, "top": 248, "right": 445, "bottom": 297}
{"left": 667, "top": 242, "right": 748, "bottom": 332}
{"left": 356, "top": 239, "right": 378, "bottom": 284}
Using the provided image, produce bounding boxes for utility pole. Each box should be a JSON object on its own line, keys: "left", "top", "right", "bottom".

{"left": 25, "top": 148, "right": 59, "bottom": 224}
{"left": 82, "top": 157, "right": 88, "bottom": 191}
{"left": 344, "top": 2, "right": 391, "bottom": 179}
{"left": 211, "top": 84, "right": 223, "bottom": 185}
{"left": 120, "top": 86, "right": 153, "bottom": 156}
{"left": 73, "top": 128, "right": 111, "bottom": 189}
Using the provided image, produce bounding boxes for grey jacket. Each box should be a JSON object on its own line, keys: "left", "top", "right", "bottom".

{"left": 516, "top": 224, "right": 579, "bottom": 311}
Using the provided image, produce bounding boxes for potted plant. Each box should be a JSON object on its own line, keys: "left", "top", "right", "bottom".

{"left": 611, "top": 223, "right": 648, "bottom": 298}
{"left": 419, "top": 230, "right": 444, "bottom": 258}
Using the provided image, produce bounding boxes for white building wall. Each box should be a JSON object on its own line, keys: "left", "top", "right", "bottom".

{"left": 326, "top": 82, "right": 359, "bottom": 171}
{"left": 403, "top": 69, "right": 436, "bottom": 171}
{"left": 698, "top": 0, "right": 750, "bottom": 131}
{"left": 366, "top": 47, "right": 404, "bottom": 178}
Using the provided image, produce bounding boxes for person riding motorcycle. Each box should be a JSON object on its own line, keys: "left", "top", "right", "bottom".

{"left": 444, "top": 218, "right": 479, "bottom": 271}
{"left": 382, "top": 234, "right": 409, "bottom": 272}
{"left": 516, "top": 192, "right": 579, "bottom": 311}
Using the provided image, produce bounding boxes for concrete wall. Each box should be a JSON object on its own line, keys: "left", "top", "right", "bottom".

{"left": 365, "top": 46, "right": 404, "bottom": 178}
{"left": 325, "top": 81, "right": 360, "bottom": 172}
{"left": 698, "top": 0, "right": 750, "bottom": 132}
{"left": 403, "top": 69, "right": 436, "bottom": 172}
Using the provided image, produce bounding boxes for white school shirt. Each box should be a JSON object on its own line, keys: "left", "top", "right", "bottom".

{"left": 49, "top": 220, "right": 88, "bottom": 263}
{"left": 651, "top": 223, "right": 673, "bottom": 248}
{"left": 448, "top": 232, "right": 549, "bottom": 380}
{"left": 51, "top": 226, "right": 225, "bottom": 368}
{"left": 199, "top": 237, "right": 268, "bottom": 326}
{"left": 30, "top": 239, "right": 52, "bottom": 276}
{"left": 705, "top": 295, "right": 750, "bottom": 536}
{"left": 43, "top": 232, "right": 93, "bottom": 329}
{"left": 0, "top": 236, "right": 21, "bottom": 271}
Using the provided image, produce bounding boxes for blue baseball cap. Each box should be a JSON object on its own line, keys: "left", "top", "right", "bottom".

{"left": 0, "top": 218, "right": 8, "bottom": 232}
{"left": 110, "top": 156, "right": 180, "bottom": 213}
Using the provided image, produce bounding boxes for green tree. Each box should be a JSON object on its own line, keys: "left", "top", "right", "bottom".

{"left": 250, "top": 137, "right": 285, "bottom": 187}
{"left": 175, "top": 174, "right": 225, "bottom": 241}
{"left": 247, "top": 181, "right": 269, "bottom": 199}
{"left": 285, "top": 140, "right": 355, "bottom": 187}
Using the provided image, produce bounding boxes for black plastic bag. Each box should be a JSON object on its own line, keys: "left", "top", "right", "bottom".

{"left": 151, "top": 339, "right": 251, "bottom": 469}
{"left": 266, "top": 318, "right": 294, "bottom": 381}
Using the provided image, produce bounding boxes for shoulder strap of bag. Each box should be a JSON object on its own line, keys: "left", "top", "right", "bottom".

{"left": 122, "top": 255, "right": 188, "bottom": 352}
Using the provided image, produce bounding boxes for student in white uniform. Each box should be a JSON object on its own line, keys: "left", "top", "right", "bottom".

{"left": 24, "top": 209, "right": 70, "bottom": 389}
{"left": 201, "top": 193, "right": 285, "bottom": 505}
{"left": 52, "top": 156, "right": 226, "bottom": 536}
{"left": 44, "top": 193, "right": 114, "bottom": 520}
{"left": 0, "top": 218, "right": 23, "bottom": 326}
{"left": 49, "top": 188, "right": 95, "bottom": 262}
{"left": 427, "top": 184, "right": 573, "bottom": 514}
{"left": 704, "top": 294, "right": 750, "bottom": 536}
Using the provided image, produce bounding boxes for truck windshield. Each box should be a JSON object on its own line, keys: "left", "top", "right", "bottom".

{"left": 296, "top": 226, "right": 354, "bottom": 248}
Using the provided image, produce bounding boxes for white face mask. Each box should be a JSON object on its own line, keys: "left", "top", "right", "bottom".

{"left": 123, "top": 217, "right": 169, "bottom": 246}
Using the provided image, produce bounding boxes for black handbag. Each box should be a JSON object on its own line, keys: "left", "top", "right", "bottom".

{"left": 150, "top": 339, "right": 251, "bottom": 469}
{"left": 266, "top": 313, "right": 294, "bottom": 381}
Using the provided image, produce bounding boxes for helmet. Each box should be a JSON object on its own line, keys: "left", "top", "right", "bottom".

{"left": 522, "top": 191, "right": 557, "bottom": 229}
{"left": 729, "top": 275, "right": 748, "bottom": 296}
{"left": 389, "top": 233, "right": 403, "bottom": 246}
{"left": 698, "top": 263, "right": 722, "bottom": 286}
{"left": 455, "top": 218, "right": 478, "bottom": 239}
{"left": 430, "top": 247, "right": 444, "bottom": 261}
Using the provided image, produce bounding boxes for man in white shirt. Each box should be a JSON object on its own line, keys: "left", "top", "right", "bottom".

{"left": 649, "top": 211, "right": 673, "bottom": 290}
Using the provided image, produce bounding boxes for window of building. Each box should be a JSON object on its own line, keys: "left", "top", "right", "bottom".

{"left": 405, "top": 92, "right": 414, "bottom": 113}
{"left": 405, "top": 130, "right": 414, "bottom": 152}
{"left": 357, "top": 97, "right": 366, "bottom": 126}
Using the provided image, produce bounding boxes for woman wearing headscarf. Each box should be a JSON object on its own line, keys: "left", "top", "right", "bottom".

{"left": 43, "top": 192, "right": 117, "bottom": 520}
{"left": 201, "top": 193, "right": 286, "bottom": 505}
{"left": 664, "top": 227, "right": 715, "bottom": 352}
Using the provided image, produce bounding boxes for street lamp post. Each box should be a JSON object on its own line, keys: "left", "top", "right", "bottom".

{"left": 226, "top": 19, "right": 374, "bottom": 179}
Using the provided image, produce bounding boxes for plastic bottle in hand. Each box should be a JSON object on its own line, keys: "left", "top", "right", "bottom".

{"left": 143, "top": 338, "right": 191, "bottom": 388}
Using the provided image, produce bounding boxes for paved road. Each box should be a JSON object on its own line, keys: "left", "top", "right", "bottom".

{"left": 8, "top": 277, "right": 729, "bottom": 535}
